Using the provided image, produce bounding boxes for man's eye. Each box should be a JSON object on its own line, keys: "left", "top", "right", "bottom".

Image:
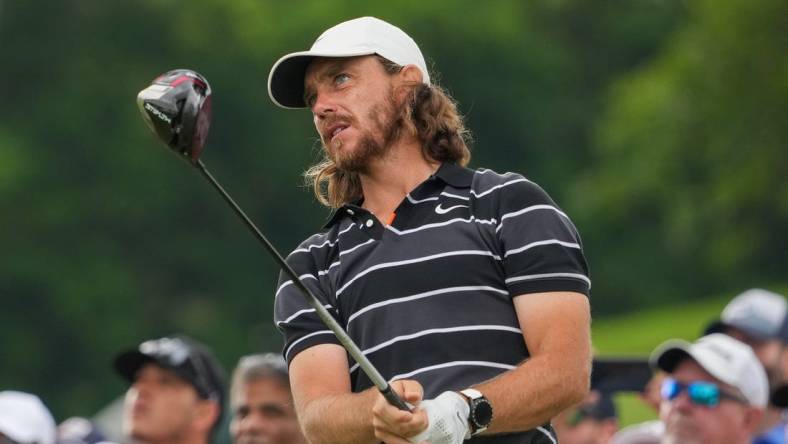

{"left": 305, "top": 94, "right": 316, "bottom": 107}
{"left": 334, "top": 73, "right": 350, "bottom": 85}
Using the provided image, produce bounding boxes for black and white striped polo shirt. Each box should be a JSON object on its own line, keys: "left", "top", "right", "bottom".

{"left": 274, "top": 162, "right": 589, "bottom": 443}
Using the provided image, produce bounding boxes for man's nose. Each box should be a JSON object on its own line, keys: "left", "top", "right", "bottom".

{"left": 130, "top": 378, "right": 152, "bottom": 397}
{"left": 239, "top": 412, "right": 267, "bottom": 434}
{"left": 311, "top": 92, "right": 336, "bottom": 118}
{"left": 671, "top": 391, "right": 695, "bottom": 413}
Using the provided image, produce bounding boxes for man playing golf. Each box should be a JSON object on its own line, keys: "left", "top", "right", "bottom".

{"left": 269, "top": 16, "right": 591, "bottom": 444}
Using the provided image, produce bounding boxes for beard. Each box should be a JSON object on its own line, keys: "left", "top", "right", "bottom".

{"left": 323, "top": 90, "right": 405, "bottom": 174}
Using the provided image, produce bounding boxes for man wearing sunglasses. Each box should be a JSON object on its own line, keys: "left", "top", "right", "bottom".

{"left": 651, "top": 333, "right": 769, "bottom": 444}
{"left": 113, "top": 335, "right": 226, "bottom": 444}
{"left": 704, "top": 288, "right": 788, "bottom": 444}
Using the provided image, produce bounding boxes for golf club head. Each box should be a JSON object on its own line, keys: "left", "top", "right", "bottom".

{"left": 137, "top": 69, "right": 212, "bottom": 165}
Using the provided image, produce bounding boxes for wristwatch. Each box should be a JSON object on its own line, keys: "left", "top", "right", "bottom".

{"left": 460, "top": 388, "right": 493, "bottom": 437}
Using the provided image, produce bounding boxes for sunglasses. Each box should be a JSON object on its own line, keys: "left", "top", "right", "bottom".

{"left": 139, "top": 337, "right": 217, "bottom": 401}
{"left": 661, "top": 377, "right": 748, "bottom": 407}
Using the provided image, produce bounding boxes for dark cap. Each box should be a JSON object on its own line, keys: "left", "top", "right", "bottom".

{"left": 579, "top": 392, "right": 617, "bottom": 420}
{"left": 113, "top": 335, "right": 226, "bottom": 407}
{"left": 564, "top": 391, "right": 617, "bottom": 427}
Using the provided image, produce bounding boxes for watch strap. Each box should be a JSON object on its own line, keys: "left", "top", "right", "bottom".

{"left": 460, "top": 388, "right": 491, "bottom": 437}
{"left": 461, "top": 388, "right": 484, "bottom": 400}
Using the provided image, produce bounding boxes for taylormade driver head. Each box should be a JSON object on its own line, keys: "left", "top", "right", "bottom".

{"left": 137, "top": 69, "right": 212, "bottom": 164}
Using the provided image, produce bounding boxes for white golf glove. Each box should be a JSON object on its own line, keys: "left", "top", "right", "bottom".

{"left": 408, "top": 391, "right": 470, "bottom": 444}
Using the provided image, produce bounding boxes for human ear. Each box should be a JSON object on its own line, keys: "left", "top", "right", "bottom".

{"left": 194, "top": 399, "right": 221, "bottom": 433}
{"left": 742, "top": 406, "right": 764, "bottom": 434}
{"left": 399, "top": 64, "right": 424, "bottom": 85}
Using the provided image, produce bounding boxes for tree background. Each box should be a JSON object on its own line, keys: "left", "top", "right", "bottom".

{"left": 1, "top": 0, "right": 785, "bottom": 434}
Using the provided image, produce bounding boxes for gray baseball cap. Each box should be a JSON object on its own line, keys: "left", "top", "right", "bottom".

{"left": 705, "top": 288, "right": 788, "bottom": 342}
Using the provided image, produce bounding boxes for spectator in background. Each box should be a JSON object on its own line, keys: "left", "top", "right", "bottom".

{"left": 608, "top": 372, "right": 665, "bottom": 444}
{"left": 705, "top": 288, "right": 788, "bottom": 444}
{"left": 638, "top": 371, "right": 667, "bottom": 412}
{"left": 0, "top": 390, "right": 56, "bottom": 444}
{"left": 57, "top": 417, "right": 112, "bottom": 444}
{"left": 609, "top": 422, "right": 662, "bottom": 444}
{"left": 651, "top": 333, "right": 768, "bottom": 444}
{"left": 229, "top": 353, "right": 307, "bottom": 444}
{"left": 113, "top": 335, "right": 225, "bottom": 444}
{"left": 553, "top": 390, "right": 618, "bottom": 444}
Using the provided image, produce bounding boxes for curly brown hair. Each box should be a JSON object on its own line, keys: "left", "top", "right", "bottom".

{"left": 304, "top": 57, "right": 472, "bottom": 208}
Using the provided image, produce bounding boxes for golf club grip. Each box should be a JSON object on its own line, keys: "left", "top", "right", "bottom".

{"left": 195, "top": 161, "right": 411, "bottom": 412}
{"left": 381, "top": 384, "right": 412, "bottom": 411}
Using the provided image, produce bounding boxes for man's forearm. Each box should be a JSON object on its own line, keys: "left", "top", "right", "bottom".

{"left": 476, "top": 352, "right": 590, "bottom": 434}
{"left": 299, "top": 387, "right": 380, "bottom": 444}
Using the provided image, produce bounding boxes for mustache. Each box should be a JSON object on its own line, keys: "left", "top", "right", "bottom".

{"left": 319, "top": 114, "right": 354, "bottom": 140}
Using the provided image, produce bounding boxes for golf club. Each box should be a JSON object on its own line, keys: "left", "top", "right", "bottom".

{"left": 136, "top": 69, "right": 409, "bottom": 411}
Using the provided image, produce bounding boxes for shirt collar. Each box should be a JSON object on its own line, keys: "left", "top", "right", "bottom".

{"left": 323, "top": 201, "right": 364, "bottom": 229}
{"left": 433, "top": 161, "right": 474, "bottom": 188}
{"left": 322, "top": 162, "right": 473, "bottom": 228}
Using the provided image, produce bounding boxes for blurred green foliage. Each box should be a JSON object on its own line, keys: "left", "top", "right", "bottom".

{"left": 573, "top": 0, "right": 788, "bottom": 311}
{"left": 0, "top": 0, "right": 785, "bottom": 423}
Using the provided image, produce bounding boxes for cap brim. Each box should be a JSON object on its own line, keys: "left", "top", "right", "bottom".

{"left": 114, "top": 350, "right": 156, "bottom": 382}
{"left": 113, "top": 350, "right": 190, "bottom": 384}
{"left": 703, "top": 319, "right": 772, "bottom": 342}
{"left": 651, "top": 338, "right": 742, "bottom": 390}
{"left": 730, "top": 323, "right": 775, "bottom": 341}
{"left": 650, "top": 340, "right": 693, "bottom": 374}
{"left": 702, "top": 319, "right": 728, "bottom": 336}
{"left": 267, "top": 49, "right": 376, "bottom": 109}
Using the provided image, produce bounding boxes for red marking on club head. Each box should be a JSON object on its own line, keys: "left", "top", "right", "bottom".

{"left": 171, "top": 75, "right": 195, "bottom": 88}
{"left": 189, "top": 96, "right": 212, "bottom": 164}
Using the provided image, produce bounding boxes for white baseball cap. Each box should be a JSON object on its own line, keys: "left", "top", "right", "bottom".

{"left": 268, "top": 16, "right": 430, "bottom": 109}
{"left": 650, "top": 333, "right": 769, "bottom": 407}
{"left": 0, "top": 391, "right": 57, "bottom": 444}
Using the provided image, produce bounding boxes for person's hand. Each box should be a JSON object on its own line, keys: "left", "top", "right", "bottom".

{"left": 372, "top": 379, "right": 428, "bottom": 443}
{"left": 408, "top": 391, "right": 470, "bottom": 444}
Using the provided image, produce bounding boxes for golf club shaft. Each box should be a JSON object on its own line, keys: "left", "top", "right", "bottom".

{"left": 195, "top": 160, "right": 410, "bottom": 411}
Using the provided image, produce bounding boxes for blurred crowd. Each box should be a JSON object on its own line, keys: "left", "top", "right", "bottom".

{"left": 556, "top": 288, "right": 788, "bottom": 444}
{"left": 1, "top": 287, "right": 786, "bottom": 444}
{"left": 0, "top": 338, "right": 307, "bottom": 444}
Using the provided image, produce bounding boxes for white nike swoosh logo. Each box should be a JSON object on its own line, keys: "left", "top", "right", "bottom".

{"left": 435, "top": 204, "right": 469, "bottom": 214}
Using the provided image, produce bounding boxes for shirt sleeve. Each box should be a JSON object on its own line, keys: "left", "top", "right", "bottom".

{"left": 273, "top": 237, "right": 342, "bottom": 365}
{"left": 494, "top": 176, "right": 590, "bottom": 297}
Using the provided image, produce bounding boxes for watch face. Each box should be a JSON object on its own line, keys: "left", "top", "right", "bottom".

{"left": 473, "top": 399, "right": 493, "bottom": 427}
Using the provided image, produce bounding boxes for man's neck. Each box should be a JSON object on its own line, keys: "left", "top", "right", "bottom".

{"left": 358, "top": 138, "right": 440, "bottom": 219}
